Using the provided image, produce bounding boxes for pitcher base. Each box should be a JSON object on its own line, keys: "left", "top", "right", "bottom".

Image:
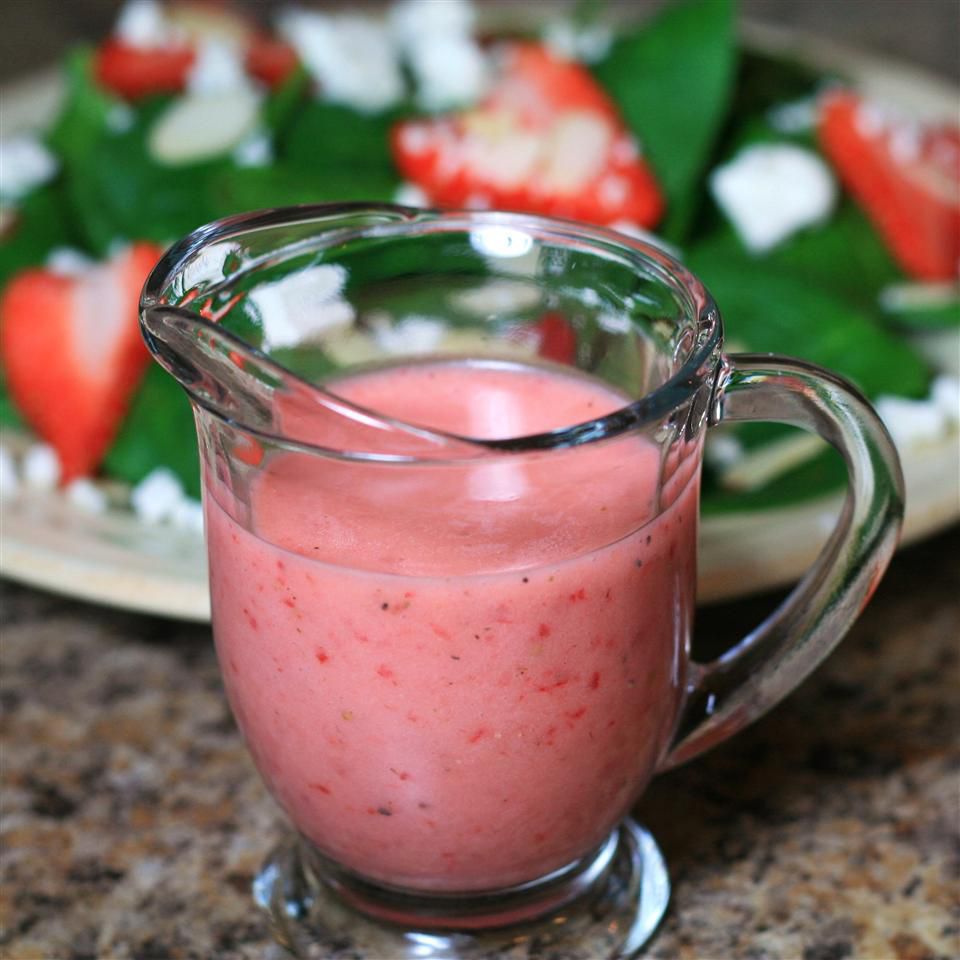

{"left": 253, "top": 819, "right": 670, "bottom": 959}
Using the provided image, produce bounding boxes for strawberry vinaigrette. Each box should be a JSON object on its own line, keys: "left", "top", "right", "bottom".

{"left": 206, "top": 359, "right": 699, "bottom": 892}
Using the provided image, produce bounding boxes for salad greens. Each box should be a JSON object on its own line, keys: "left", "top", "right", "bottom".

{"left": 0, "top": 0, "right": 949, "bottom": 511}
{"left": 593, "top": 0, "right": 737, "bottom": 241}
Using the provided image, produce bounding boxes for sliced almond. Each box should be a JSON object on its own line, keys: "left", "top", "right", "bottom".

{"left": 719, "top": 432, "right": 827, "bottom": 492}
{"left": 148, "top": 89, "right": 260, "bottom": 167}
{"left": 166, "top": 2, "right": 254, "bottom": 49}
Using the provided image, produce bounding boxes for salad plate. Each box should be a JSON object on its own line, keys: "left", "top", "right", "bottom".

{"left": 0, "top": 4, "right": 957, "bottom": 619}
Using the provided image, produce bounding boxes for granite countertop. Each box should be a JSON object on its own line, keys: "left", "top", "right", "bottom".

{"left": 1, "top": 523, "right": 958, "bottom": 960}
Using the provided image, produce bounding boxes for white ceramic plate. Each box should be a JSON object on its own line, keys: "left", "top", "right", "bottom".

{"left": 1, "top": 25, "right": 958, "bottom": 619}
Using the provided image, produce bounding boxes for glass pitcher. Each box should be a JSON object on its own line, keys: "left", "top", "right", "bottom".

{"left": 141, "top": 205, "right": 903, "bottom": 959}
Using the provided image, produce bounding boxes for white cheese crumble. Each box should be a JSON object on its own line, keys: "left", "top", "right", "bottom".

{"left": 131, "top": 468, "right": 184, "bottom": 525}
{"left": 277, "top": 9, "right": 404, "bottom": 113}
{"left": 106, "top": 103, "right": 136, "bottom": 134}
{"left": 114, "top": 0, "right": 177, "bottom": 47}
{"left": 390, "top": 0, "right": 475, "bottom": 42}
{"left": 767, "top": 97, "right": 819, "bottom": 135}
{"left": 372, "top": 315, "right": 445, "bottom": 355}
{"left": 704, "top": 432, "right": 746, "bottom": 470}
{"left": 542, "top": 19, "right": 613, "bottom": 64}
{"left": 171, "top": 497, "right": 205, "bottom": 534}
{"left": 709, "top": 143, "right": 837, "bottom": 254}
{"left": 22, "top": 444, "right": 61, "bottom": 491}
{"left": 186, "top": 39, "right": 251, "bottom": 96}
{"left": 450, "top": 279, "right": 542, "bottom": 317}
{"left": 409, "top": 36, "right": 490, "bottom": 111}
{"left": 250, "top": 265, "right": 355, "bottom": 351}
{"left": 0, "top": 136, "right": 59, "bottom": 201}
{"left": 875, "top": 395, "right": 949, "bottom": 449}
{"left": 66, "top": 478, "right": 108, "bottom": 514}
{"left": 232, "top": 131, "right": 273, "bottom": 168}
{"left": 180, "top": 241, "right": 236, "bottom": 293}
{"left": 931, "top": 375, "right": 960, "bottom": 423}
{"left": 0, "top": 445, "right": 19, "bottom": 501}
{"left": 390, "top": 0, "right": 488, "bottom": 110}
{"left": 393, "top": 182, "right": 430, "bottom": 207}
{"left": 47, "top": 247, "right": 96, "bottom": 277}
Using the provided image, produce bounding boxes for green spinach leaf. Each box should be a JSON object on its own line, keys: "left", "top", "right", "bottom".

{"left": 103, "top": 364, "right": 201, "bottom": 498}
{"left": 593, "top": 0, "right": 738, "bottom": 241}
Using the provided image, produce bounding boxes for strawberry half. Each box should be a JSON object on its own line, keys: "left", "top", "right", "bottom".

{"left": 94, "top": 4, "right": 298, "bottom": 100}
{"left": 0, "top": 243, "right": 163, "bottom": 482}
{"left": 818, "top": 90, "right": 960, "bottom": 281}
{"left": 391, "top": 43, "right": 664, "bottom": 228}
{"left": 245, "top": 35, "right": 299, "bottom": 89}
{"left": 94, "top": 38, "right": 197, "bottom": 101}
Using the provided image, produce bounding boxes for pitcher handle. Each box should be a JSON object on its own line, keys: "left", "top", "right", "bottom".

{"left": 663, "top": 353, "right": 904, "bottom": 768}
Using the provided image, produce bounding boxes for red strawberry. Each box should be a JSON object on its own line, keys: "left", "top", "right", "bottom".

{"left": 245, "top": 35, "right": 299, "bottom": 89}
{"left": 818, "top": 90, "right": 960, "bottom": 281}
{"left": 0, "top": 243, "right": 163, "bottom": 482}
{"left": 535, "top": 312, "right": 578, "bottom": 364}
{"left": 94, "top": 38, "right": 196, "bottom": 100}
{"left": 94, "top": 4, "right": 295, "bottom": 100}
{"left": 391, "top": 43, "right": 664, "bottom": 228}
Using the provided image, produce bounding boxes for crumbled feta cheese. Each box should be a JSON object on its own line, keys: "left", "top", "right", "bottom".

{"left": 186, "top": 39, "right": 250, "bottom": 96}
{"left": 709, "top": 143, "right": 837, "bottom": 254}
{"left": 114, "top": 0, "right": 176, "bottom": 47}
{"left": 232, "top": 131, "right": 273, "bottom": 168}
{"left": 106, "top": 103, "right": 136, "bottom": 134}
{"left": 596, "top": 312, "right": 632, "bottom": 335}
{"left": 0, "top": 136, "right": 59, "bottom": 201}
{"left": 0, "top": 445, "right": 19, "bottom": 501}
{"left": 394, "top": 182, "right": 430, "bottom": 207}
{"left": 469, "top": 225, "right": 535, "bottom": 260}
{"left": 22, "top": 444, "right": 61, "bottom": 491}
{"left": 66, "top": 478, "right": 108, "bottom": 514}
{"left": 172, "top": 497, "right": 205, "bottom": 534}
{"left": 47, "top": 247, "right": 96, "bottom": 277}
{"left": 931, "top": 375, "right": 960, "bottom": 423}
{"left": 875, "top": 395, "right": 949, "bottom": 449}
{"left": 390, "top": 0, "right": 475, "bottom": 45}
{"left": 767, "top": 97, "right": 819, "bottom": 135}
{"left": 407, "top": 36, "right": 489, "bottom": 110}
{"left": 373, "top": 315, "right": 445, "bottom": 355}
{"left": 451, "top": 280, "right": 542, "bottom": 317}
{"left": 131, "top": 468, "right": 184, "bottom": 525}
{"left": 180, "top": 241, "right": 236, "bottom": 293}
{"left": 390, "top": 0, "right": 488, "bottom": 109}
{"left": 704, "top": 433, "right": 746, "bottom": 470}
{"left": 250, "top": 265, "right": 355, "bottom": 351}
{"left": 277, "top": 10, "right": 404, "bottom": 113}
{"left": 542, "top": 19, "right": 613, "bottom": 64}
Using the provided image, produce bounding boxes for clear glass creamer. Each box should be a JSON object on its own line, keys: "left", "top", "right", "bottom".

{"left": 141, "top": 206, "right": 903, "bottom": 959}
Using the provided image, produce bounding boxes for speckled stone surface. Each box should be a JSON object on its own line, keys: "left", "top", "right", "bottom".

{"left": 1, "top": 525, "right": 957, "bottom": 960}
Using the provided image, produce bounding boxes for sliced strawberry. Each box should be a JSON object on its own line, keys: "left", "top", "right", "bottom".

{"left": 245, "top": 35, "right": 299, "bottom": 89}
{"left": 535, "top": 312, "right": 578, "bottom": 365}
{"left": 391, "top": 43, "right": 664, "bottom": 228}
{"left": 0, "top": 243, "right": 163, "bottom": 481}
{"left": 94, "top": 39, "right": 196, "bottom": 100}
{"left": 95, "top": 3, "right": 292, "bottom": 100}
{"left": 818, "top": 90, "right": 960, "bottom": 281}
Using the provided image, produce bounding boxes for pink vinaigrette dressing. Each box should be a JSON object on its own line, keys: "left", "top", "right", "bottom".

{"left": 205, "top": 360, "right": 700, "bottom": 892}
